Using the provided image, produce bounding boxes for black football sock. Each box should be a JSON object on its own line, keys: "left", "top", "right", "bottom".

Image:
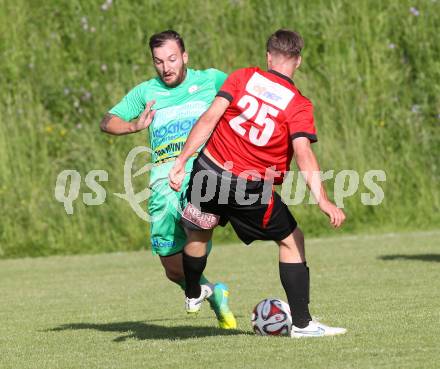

{"left": 182, "top": 252, "right": 208, "bottom": 298}
{"left": 304, "top": 261, "right": 310, "bottom": 303}
{"left": 279, "top": 262, "right": 312, "bottom": 329}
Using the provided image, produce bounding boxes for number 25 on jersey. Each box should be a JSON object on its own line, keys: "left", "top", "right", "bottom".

{"left": 229, "top": 95, "right": 279, "bottom": 146}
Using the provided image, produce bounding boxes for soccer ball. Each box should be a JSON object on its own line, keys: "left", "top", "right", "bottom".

{"left": 251, "top": 298, "right": 292, "bottom": 336}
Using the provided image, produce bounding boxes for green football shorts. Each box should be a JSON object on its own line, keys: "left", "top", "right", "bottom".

{"left": 148, "top": 159, "right": 212, "bottom": 257}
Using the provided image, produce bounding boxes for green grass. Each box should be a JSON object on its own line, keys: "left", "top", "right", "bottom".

{"left": 1, "top": 230, "right": 439, "bottom": 369}
{"left": 0, "top": 0, "right": 439, "bottom": 257}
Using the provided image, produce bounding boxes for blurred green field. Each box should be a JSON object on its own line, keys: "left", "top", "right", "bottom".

{"left": 0, "top": 0, "right": 439, "bottom": 257}
{"left": 0, "top": 230, "right": 439, "bottom": 369}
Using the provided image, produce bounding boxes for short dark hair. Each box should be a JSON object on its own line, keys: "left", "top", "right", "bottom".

{"left": 266, "top": 29, "right": 304, "bottom": 58}
{"left": 149, "top": 30, "right": 185, "bottom": 53}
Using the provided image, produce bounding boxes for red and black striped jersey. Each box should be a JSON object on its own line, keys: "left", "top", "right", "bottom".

{"left": 206, "top": 67, "right": 317, "bottom": 184}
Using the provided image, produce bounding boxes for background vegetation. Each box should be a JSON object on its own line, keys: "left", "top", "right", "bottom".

{"left": 0, "top": 0, "right": 439, "bottom": 257}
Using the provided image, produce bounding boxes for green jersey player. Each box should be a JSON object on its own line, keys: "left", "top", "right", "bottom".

{"left": 100, "top": 30, "right": 236, "bottom": 329}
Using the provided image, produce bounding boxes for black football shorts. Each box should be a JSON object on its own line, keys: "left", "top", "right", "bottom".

{"left": 181, "top": 151, "right": 297, "bottom": 244}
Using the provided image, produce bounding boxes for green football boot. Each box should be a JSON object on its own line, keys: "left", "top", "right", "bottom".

{"left": 207, "top": 283, "right": 237, "bottom": 329}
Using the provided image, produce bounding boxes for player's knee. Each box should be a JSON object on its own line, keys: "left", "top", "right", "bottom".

{"left": 278, "top": 227, "right": 304, "bottom": 251}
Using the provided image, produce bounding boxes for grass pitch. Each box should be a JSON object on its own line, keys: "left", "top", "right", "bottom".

{"left": 0, "top": 230, "right": 439, "bottom": 369}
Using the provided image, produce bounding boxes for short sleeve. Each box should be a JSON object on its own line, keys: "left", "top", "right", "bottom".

{"left": 216, "top": 69, "right": 243, "bottom": 103}
{"left": 206, "top": 68, "right": 228, "bottom": 91}
{"left": 108, "top": 83, "right": 146, "bottom": 121}
{"left": 288, "top": 102, "right": 318, "bottom": 143}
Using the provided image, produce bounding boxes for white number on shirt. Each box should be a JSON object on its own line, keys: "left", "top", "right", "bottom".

{"left": 228, "top": 95, "right": 279, "bottom": 146}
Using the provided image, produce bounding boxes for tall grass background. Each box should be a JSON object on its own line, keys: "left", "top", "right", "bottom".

{"left": 0, "top": 0, "right": 438, "bottom": 258}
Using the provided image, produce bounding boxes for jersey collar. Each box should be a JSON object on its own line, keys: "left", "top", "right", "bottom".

{"left": 268, "top": 69, "right": 294, "bottom": 85}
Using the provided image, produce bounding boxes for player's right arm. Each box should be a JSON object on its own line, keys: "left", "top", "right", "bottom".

{"left": 100, "top": 81, "right": 155, "bottom": 135}
{"left": 100, "top": 100, "right": 155, "bottom": 135}
{"left": 179, "top": 96, "right": 229, "bottom": 163}
{"left": 168, "top": 96, "right": 230, "bottom": 191}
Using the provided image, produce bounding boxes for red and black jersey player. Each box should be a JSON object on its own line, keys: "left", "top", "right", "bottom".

{"left": 169, "top": 29, "right": 347, "bottom": 337}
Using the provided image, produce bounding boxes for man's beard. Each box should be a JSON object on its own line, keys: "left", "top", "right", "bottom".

{"left": 162, "top": 67, "right": 187, "bottom": 87}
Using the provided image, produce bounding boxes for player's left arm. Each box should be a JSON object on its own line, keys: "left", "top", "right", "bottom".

{"left": 288, "top": 100, "right": 345, "bottom": 227}
{"left": 293, "top": 137, "right": 346, "bottom": 228}
{"left": 168, "top": 96, "right": 230, "bottom": 191}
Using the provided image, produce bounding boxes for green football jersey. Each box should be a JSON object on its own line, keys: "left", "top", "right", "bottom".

{"left": 109, "top": 68, "right": 227, "bottom": 164}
